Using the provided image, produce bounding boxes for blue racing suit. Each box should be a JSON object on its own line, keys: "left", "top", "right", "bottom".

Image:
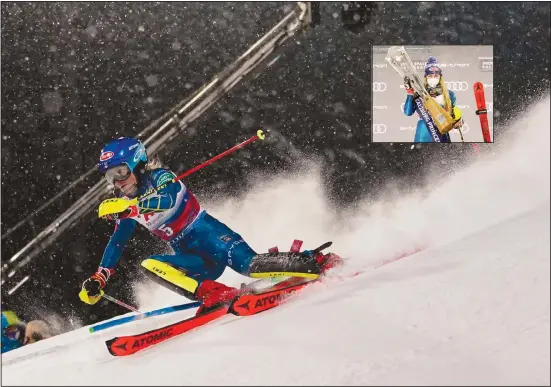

{"left": 98, "top": 168, "right": 257, "bottom": 285}
{"left": 403, "top": 90, "right": 457, "bottom": 143}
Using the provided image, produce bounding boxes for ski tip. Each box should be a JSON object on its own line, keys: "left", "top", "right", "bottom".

{"left": 314, "top": 241, "right": 333, "bottom": 253}
{"left": 89, "top": 327, "right": 95, "bottom": 334}
{"left": 105, "top": 337, "right": 119, "bottom": 356}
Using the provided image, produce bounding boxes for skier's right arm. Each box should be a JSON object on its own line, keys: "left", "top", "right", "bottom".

{"left": 403, "top": 95, "right": 416, "bottom": 116}
{"left": 80, "top": 219, "right": 136, "bottom": 304}
{"left": 403, "top": 77, "right": 416, "bottom": 116}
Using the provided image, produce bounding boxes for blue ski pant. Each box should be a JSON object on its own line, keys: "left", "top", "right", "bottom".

{"left": 150, "top": 211, "right": 257, "bottom": 283}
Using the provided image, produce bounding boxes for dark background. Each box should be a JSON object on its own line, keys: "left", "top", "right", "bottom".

{"left": 1, "top": 2, "right": 550, "bottom": 332}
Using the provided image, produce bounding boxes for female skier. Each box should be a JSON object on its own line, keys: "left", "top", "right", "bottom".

{"left": 80, "top": 137, "right": 340, "bottom": 313}
{"left": 403, "top": 56, "right": 464, "bottom": 142}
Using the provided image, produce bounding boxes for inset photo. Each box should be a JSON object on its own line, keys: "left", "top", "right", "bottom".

{"left": 372, "top": 45, "right": 493, "bottom": 143}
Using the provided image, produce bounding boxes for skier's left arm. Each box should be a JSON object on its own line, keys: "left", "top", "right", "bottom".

{"left": 137, "top": 169, "right": 182, "bottom": 214}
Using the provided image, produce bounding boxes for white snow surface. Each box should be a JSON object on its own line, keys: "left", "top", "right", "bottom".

{"left": 1, "top": 96, "right": 550, "bottom": 385}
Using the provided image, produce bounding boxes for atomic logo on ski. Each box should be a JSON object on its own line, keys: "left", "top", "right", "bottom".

{"left": 231, "top": 282, "right": 311, "bottom": 316}
{"left": 235, "top": 300, "right": 250, "bottom": 311}
{"left": 115, "top": 342, "right": 127, "bottom": 351}
{"left": 130, "top": 327, "right": 174, "bottom": 350}
{"left": 106, "top": 306, "right": 229, "bottom": 356}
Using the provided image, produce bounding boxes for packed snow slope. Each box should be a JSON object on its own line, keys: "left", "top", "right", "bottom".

{"left": 2, "top": 96, "right": 550, "bottom": 385}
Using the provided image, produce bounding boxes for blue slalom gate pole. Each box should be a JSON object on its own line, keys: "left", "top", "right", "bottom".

{"left": 89, "top": 302, "right": 201, "bottom": 333}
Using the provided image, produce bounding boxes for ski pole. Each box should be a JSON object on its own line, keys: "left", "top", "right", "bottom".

{"left": 457, "top": 126, "right": 465, "bottom": 142}
{"left": 139, "top": 129, "right": 266, "bottom": 200}
{"left": 103, "top": 293, "right": 141, "bottom": 313}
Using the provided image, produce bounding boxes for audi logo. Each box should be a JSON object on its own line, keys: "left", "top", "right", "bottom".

{"left": 373, "top": 124, "right": 387, "bottom": 134}
{"left": 445, "top": 81, "right": 468, "bottom": 92}
{"left": 487, "top": 102, "right": 493, "bottom": 112}
{"left": 373, "top": 82, "right": 387, "bottom": 92}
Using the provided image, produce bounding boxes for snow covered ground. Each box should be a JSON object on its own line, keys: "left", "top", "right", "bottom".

{"left": 2, "top": 96, "right": 549, "bottom": 385}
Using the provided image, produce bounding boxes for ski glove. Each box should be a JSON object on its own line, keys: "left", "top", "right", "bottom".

{"left": 453, "top": 117, "right": 464, "bottom": 129}
{"left": 79, "top": 267, "right": 114, "bottom": 305}
{"left": 403, "top": 77, "right": 414, "bottom": 95}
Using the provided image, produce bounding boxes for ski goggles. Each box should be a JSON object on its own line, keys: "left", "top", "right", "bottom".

{"left": 3, "top": 324, "right": 22, "bottom": 341}
{"left": 104, "top": 164, "right": 131, "bottom": 185}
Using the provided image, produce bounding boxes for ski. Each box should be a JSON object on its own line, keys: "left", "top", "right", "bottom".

{"left": 474, "top": 81, "right": 492, "bottom": 143}
{"left": 105, "top": 305, "right": 229, "bottom": 356}
{"left": 105, "top": 281, "right": 315, "bottom": 356}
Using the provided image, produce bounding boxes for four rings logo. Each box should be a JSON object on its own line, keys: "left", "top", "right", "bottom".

{"left": 373, "top": 82, "right": 387, "bottom": 92}
{"left": 445, "top": 81, "right": 468, "bottom": 91}
{"left": 373, "top": 124, "right": 387, "bottom": 134}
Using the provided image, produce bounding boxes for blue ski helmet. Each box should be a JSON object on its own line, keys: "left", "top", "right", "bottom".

{"left": 98, "top": 137, "right": 148, "bottom": 174}
{"left": 424, "top": 56, "right": 442, "bottom": 77}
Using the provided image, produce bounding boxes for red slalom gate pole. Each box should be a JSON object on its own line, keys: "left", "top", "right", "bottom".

{"left": 474, "top": 82, "right": 492, "bottom": 143}
{"left": 139, "top": 130, "right": 266, "bottom": 200}
{"left": 174, "top": 129, "right": 266, "bottom": 182}
{"left": 103, "top": 293, "right": 141, "bottom": 313}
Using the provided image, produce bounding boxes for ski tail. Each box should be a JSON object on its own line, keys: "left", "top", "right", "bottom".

{"left": 474, "top": 81, "right": 492, "bottom": 143}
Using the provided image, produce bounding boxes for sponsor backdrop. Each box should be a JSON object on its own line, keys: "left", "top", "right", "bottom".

{"left": 372, "top": 45, "right": 493, "bottom": 143}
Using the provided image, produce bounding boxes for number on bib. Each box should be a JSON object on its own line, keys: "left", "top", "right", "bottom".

{"left": 159, "top": 224, "right": 174, "bottom": 236}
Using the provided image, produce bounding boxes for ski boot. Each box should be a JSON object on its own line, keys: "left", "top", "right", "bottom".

{"left": 302, "top": 241, "right": 344, "bottom": 274}
{"left": 194, "top": 280, "right": 241, "bottom": 316}
{"left": 261, "top": 240, "right": 344, "bottom": 289}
